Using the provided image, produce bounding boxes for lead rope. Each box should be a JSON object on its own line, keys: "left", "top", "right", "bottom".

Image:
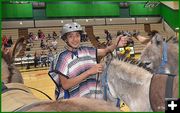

{"left": 95, "top": 36, "right": 122, "bottom": 99}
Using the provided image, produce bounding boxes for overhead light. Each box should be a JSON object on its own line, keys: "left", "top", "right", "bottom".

{"left": 175, "top": 27, "right": 179, "bottom": 30}
{"left": 145, "top": 18, "right": 148, "bottom": 21}
{"left": 109, "top": 18, "right": 112, "bottom": 21}
{"left": 131, "top": 18, "right": 135, "bottom": 21}
{"left": 175, "top": 27, "right": 179, "bottom": 31}
{"left": 61, "top": 20, "right": 64, "bottom": 23}
{"left": 20, "top": 21, "right": 23, "bottom": 25}
{"left": 86, "top": 19, "right": 88, "bottom": 22}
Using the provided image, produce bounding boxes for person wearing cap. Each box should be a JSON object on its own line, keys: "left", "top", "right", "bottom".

{"left": 49, "top": 22, "right": 128, "bottom": 100}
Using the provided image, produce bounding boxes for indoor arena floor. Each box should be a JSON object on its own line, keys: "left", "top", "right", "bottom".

{"left": 21, "top": 69, "right": 55, "bottom": 100}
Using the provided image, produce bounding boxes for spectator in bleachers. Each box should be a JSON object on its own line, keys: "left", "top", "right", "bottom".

{"left": 40, "top": 40, "right": 46, "bottom": 49}
{"left": 104, "top": 29, "right": 112, "bottom": 46}
{"left": 49, "top": 22, "right": 128, "bottom": 100}
{"left": 7, "top": 36, "right": 13, "bottom": 47}
{"left": 52, "top": 31, "right": 57, "bottom": 39}
{"left": 51, "top": 39, "right": 58, "bottom": 50}
{"left": 2, "top": 35, "right": 8, "bottom": 48}
{"left": 44, "top": 40, "right": 49, "bottom": 50}
{"left": 27, "top": 32, "right": 34, "bottom": 47}
{"left": 47, "top": 34, "right": 52, "bottom": 40}
{"left": 34, "top": 35, "right": 39, "bottom": 41}
{"left": 26, "top": 53, "right": 32, "bottom": 69}
{"left": 40, "top": 51, "right": 47, "bottom": 67}
{"left": 38, "top": 29, "right": 45, "bottom": 40}
{"left": 34, "top": 51, "right": 40, "bottom": 68}
{"left": 81, "top": 32, "right": 88, "bottom": 42}
{"left": 47, "top": 49, "right": 53, "bottom": 66}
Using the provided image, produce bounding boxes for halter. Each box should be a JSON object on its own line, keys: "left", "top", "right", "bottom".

{"left": 157, "top": 41, "right": 169, "bottom": 74}
{"left": 100, "top": 36, "right": 125, "bottom": 107}
{"left": 101, "top": 53, "right": 121, "bottom": 107}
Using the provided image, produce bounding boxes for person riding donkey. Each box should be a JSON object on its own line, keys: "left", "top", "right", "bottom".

{"left": 48, "top": 22, "right": 128, "bottom": 101}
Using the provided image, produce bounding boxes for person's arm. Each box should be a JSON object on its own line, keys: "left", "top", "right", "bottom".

{"left": 134, "top": 35, "right": 151, "bottom": 44}
{"left": 59, "top": 64, "right": 103, "bottom": 90}
{"left": 97, "top": 35, "right": 127, "bottom": 57}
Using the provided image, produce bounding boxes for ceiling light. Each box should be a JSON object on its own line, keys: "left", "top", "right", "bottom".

{"left": 20, "top": 21, "right": 23, "bottom": 25}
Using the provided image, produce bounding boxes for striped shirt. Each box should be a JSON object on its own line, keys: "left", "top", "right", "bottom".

{"left": 49, "top": 46, "right": 103, "bottom": 100}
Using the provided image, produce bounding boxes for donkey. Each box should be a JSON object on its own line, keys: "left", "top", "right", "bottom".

{"left": 2, "top": 38, "right": 25, "bottom": 84}
{"left": 140, "top": 33, "right": 178, "bottom": 76}
{"left": 1, "top": 37, "right": 120, "bottom": 112}
{"left": 102, "top": 54, "right": 178, "bottom": 112}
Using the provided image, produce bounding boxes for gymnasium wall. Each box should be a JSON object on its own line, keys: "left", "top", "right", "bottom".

{"left": 1, "top": 2, "right": 179, "bottom": 30}
{"left": 160, "top": 4, "right": 179, "bottom": 30}
{"left": 2, "top": 4, "right": 33, "bottom": 19}
{"left": 129, "top": 3, "right": 161, "bottom": 16}
{"left": 46, "top": 3, "right": 120, "bottom": 17}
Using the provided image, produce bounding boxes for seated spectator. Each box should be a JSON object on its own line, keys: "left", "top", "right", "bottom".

{"left": 38, "top": 29, "right": 45, "bottom": 40}
{"left": 51, "top": 39, "right": 58, "bottom": 50}
{"left": 40, "top": 40, "right": 46, "bottom": 49}
{"left": 44, "top": 40, "right": 49, "bottom": 50}
{"left": 47, "top": 49, "right": 53, "bottom": 66}
{"left": 40, "top": 51, "right": 47, "bottom": 67}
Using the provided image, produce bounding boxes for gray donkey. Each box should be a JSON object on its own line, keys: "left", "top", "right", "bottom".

{"left": 101, "top": 33, "right": 178, "bottom": 111}
{"left": 140, "top": 33, "right": 178, "bottom": 76}
{"left": 102, "top": 54, "right": 178, "bottom": 112}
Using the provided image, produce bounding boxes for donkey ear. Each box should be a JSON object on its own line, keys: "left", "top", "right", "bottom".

{"left": 152, "top": 34, "right": 163, "bottom": 46}
{"left": 11, "top": 37, "right": 26, "bottom": 62}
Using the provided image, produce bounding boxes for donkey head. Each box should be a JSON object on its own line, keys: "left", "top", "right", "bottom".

{"left": 140, "top": 34, "right": 164, "bottom": 73}
{"left": 2, "top": 37, "right": 26, "bottom": 84}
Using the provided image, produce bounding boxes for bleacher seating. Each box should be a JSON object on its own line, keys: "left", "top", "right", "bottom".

{"left": 2, "top": 23, "right": 169, "bottom": 67}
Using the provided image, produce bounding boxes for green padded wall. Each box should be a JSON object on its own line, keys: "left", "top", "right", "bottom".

{"left": 46, "top": 3, "right": 120, "bottom": 17}
{"left": 160, "top": 4, "right": 179, "bottom": 30}
{"left": 130, "top": 3, "right": 160, "bottom": 16}
{"left": 2, "top": 4, "right": 33, "bottom": 19}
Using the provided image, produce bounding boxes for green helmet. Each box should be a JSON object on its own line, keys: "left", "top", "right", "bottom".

{"left": 61, "top": 22, "right": 83, "bottom": 40}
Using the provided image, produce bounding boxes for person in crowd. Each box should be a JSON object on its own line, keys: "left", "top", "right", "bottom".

{"left": 104, "top": 29, "right": 112, "bottom": 45}
{"left": 52, "top": 31, "right": 57, "bottom": 39}
{"left": 7, "top": 36, "right": 13, "bottom": 47}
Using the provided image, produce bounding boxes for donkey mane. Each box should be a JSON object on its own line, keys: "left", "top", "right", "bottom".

{"left": 109, "top": 58, "right": 153, "bottom": 85}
